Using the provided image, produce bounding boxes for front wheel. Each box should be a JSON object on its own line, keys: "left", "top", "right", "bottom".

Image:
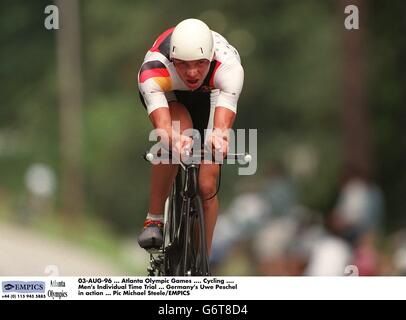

{"left": 163, "top": 171, "right": 183, "bottom": 276}
{"left": 190, "top": 195, "right": 210, "bottom": 276}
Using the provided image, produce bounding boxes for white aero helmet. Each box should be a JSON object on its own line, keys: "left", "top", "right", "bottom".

{"left": 170, "top": 18, "right": 214, "bottom": 61}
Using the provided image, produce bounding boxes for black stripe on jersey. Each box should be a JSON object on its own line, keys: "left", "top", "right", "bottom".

{"left": 158, "top": 33, "right": 172, "bottom": 60}
{"left": 202, "top": 60, "right": 218, "bottom": 87}
{"left": 140, "top": 60, "right": 166, "bottom": 73}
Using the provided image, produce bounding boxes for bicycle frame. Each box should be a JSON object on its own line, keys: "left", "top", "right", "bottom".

{"left": 162, "top": 162, "right": 209, "bottom": 276}
{"left": 144, "top": 150, "right": 251, "bottom": 276}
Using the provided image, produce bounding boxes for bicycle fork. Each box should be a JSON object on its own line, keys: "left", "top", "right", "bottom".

{"left": 178, "top": 164, "right": 196, "bottom": 275}
{"left": 180, "top": 164, "right": 209, "bottom": 275}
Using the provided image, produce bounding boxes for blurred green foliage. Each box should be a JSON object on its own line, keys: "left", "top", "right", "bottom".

{"left": 0, "top": 0, "right": 404, "bottom": 234}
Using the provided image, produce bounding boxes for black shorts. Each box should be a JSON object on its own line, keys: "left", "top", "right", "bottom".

{"left": 139, "top": 90, "right": 211, "bottom": 146}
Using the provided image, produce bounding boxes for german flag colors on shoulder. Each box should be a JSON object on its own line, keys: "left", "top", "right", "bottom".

{"left": 139, "top": 61, "right": 172, "bottom": 91}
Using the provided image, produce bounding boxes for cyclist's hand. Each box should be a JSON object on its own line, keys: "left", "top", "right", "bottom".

{"left": 208, "top": 131, "right": 228, "bottom": 158}
{"left": 173, "top": 134, "right": 193, "bottom": 156}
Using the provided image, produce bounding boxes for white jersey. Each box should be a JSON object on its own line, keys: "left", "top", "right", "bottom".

{"left": 138, "top": 28, "right": 244, "bottom": 115}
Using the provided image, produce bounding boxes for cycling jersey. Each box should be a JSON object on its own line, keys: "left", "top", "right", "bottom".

{"left": 138, "top": 28, "right": 244, "bottom": 115}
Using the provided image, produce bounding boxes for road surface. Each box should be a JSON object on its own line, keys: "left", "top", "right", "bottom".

{"left": 0, "top": 222, "right": 135, "bottom": 276}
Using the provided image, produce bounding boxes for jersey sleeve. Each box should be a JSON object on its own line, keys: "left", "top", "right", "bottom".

{"left": 213, "top": 63, "right": 244, "bottom": 113}
{"left": 138, "top": 60, "right": 172, "bottom": 115}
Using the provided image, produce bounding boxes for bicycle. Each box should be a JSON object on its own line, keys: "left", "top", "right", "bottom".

{"left": 143, "top": 149, "right": 251, "bottom": 276}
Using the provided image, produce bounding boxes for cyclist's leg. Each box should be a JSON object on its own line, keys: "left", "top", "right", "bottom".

{"left": 138, "top": 96, "right": 193, "bottom": 248}
{"left": 139, "top": 91, "right": 193, "bottom": 216}
{"left": 198, "top": 163, "right": 220, "bottom": 254}
{"left": 148, "top": 101, "right": 193, "bottom": 214}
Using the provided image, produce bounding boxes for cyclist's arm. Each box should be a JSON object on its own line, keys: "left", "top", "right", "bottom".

{"left": 149, "top": 106, "right": 193, "bottom": 154}
{"left": 138, "top": 60, "right": 174, "bottom": 143}
{"left": 149, "top": 107, "right": 173, "bottom": 146}
{"left": 213, "top": 107, "right": 235, "bottom": 133}
{"left": 213, "top": 62, "right": 244, "bottom": 114}
{"left": 138, "top": 60, "right": 172, "bottom": 114}
{"left": 212, "top": 62, "right": 244, "bottom": 136}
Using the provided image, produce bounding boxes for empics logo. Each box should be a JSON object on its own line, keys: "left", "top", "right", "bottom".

{"left": 2, "top": 281, "right": 45, "bottom": 293}
{"left": 3, "top": 284, "right": 14, "bottom": 291}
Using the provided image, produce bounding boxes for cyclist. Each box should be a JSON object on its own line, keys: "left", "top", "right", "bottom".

{"left": 137, "top": 18, "right": 244, "bottom": 255}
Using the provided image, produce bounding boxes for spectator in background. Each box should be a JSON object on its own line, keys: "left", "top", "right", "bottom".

{"left": 210, "top": 179, "right": 267, "bottom": 267}
{"left": 330, "top": 167, "right": 385, "bottom": 275}
{"left": 260, "top": 162, "right": 298, "bottom": 217}
{"left": 304, "top": 213, "right": 353, "bottom": 276}
{"left": 211, "top": 161, "right": 298, "bottom": 272}
{"left": 390, "top": 230, "right": 406, "bottom": 275}
{"left": 332, "top": 167, "right": 384, "bottom": 244}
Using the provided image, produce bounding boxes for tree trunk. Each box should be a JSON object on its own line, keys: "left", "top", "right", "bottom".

{"left": 338, "top": 0, "right": 372, "bottom": 178}
{"left": 56, "top": 0, "right": 84, "bottom": 221}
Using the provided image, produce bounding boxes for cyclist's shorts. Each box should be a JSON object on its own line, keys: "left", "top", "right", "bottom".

{"left": 139, "top": 90, "right": 212, "bottom": 147}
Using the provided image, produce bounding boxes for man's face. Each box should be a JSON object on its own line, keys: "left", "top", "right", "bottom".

{"left": 172, "top": 59, "right": 211, "bottom": 90}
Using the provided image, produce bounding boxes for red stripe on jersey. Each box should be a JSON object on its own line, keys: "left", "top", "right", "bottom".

{"left": 150, "top": 27, "right": 175, "bottom": 52}
{"left": 139, "top": 68, "right": 169, "bottom": 83}
{"left": 209, "top": 61, "right": 222, "bottom": 88}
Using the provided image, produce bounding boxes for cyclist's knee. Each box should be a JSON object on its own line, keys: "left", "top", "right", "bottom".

{"left": 168, "top": 101, "right": 193, "bottom": 131}
{"left": 199, "top": 179, "right": 217, "bottom": 199}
